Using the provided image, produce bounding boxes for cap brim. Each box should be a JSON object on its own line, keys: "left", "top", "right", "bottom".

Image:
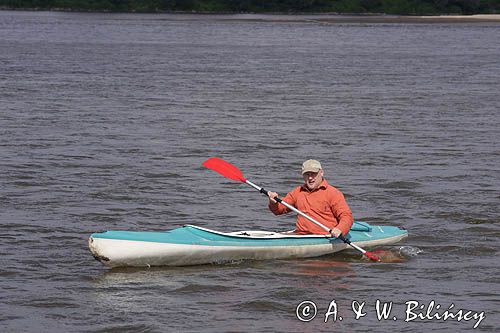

{"left": 302, "top": 168, "right": 321, "bottom": 174}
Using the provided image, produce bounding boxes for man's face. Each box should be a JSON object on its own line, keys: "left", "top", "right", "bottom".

{"left": 302, "top": 170, "right": 323, "bottom": 191}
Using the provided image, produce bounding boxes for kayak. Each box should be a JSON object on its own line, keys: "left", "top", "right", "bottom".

{"left": 89, "top": 221, "right": 407, "bottom": 268}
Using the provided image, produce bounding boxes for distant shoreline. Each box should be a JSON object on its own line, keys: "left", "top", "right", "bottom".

{"left": 2, "top": 9, "right": 500, "bottom": 24}
{"left": 303, "top": 14, "right": 500, "bottom": 23}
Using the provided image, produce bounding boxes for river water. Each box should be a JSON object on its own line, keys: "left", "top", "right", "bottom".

{"left": 1, "top": 11, "right": 499, "bottom": 332}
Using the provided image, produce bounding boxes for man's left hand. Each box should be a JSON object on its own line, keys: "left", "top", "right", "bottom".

{"left": 329, "top": 228, "right": 342, "bottom": 238}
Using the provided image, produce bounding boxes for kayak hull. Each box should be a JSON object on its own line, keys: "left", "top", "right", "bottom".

{"left": 89, "top": 222, "right": 407, "bottom": 268}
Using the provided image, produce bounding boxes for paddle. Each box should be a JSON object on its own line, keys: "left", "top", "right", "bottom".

{"left": 202, "top": 157, "right": 381, "bottom": 262}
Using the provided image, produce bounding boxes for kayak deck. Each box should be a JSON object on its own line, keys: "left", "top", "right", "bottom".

{"left": 89, "top": 222, "right": 407, "bottom": 268}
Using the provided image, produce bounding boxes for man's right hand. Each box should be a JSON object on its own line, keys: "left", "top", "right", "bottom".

{"left": 267, "top": 191, "right": 279, "bottom": 203}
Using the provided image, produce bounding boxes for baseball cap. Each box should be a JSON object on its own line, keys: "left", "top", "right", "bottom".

{"left": 301, "top": 159, "right": 322, "bottom": 174}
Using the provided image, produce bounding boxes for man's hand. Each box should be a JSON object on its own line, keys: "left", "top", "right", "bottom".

{"left": 329, "top": 228, "right": 342, "bottom": 238}
{"left": 267, "top": 191, "right": 279, "bottom": 203}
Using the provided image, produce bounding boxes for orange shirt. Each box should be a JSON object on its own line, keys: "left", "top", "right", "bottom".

{"left": 268, "top": 179, "right": 354, "bottom": 235}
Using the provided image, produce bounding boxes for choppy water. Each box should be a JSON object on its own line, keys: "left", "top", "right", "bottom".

{"left": 1, "top": 11, "right": 499, "bottom": 332}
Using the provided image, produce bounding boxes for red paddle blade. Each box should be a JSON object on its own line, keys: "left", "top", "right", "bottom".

{"left": 202, "top": 157, "right": 247, "bottom": 183}
{"left": 364, "top": 251, "right": 381, "bottom": 262}
{"left": 370, "top": 249, "right": 406, "bottom": 263}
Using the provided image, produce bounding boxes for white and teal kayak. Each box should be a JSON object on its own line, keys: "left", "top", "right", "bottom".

{"left": 89, "top": 221, "right": 407, "bottom": 268}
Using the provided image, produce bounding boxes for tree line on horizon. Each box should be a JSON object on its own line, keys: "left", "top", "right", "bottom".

{"left": 1, "top": 0, "right": 499, "bottom": 15}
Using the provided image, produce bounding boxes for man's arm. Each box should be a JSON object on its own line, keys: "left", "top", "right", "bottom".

{"left": 331, "top": 190, "right": 354, "bottom": 236}
{"left": 268, "top": 191, "right": 295, "bottom": 215}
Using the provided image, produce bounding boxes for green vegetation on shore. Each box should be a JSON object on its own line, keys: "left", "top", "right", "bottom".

{"left": 1, "top": 0, "right": 499, "bottom": 15}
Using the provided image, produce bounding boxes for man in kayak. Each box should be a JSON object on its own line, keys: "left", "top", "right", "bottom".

{"left": 267, "top": 159, "right": 354, "bottom": 238}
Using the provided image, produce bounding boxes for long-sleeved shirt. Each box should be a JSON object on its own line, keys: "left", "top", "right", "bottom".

{"left": 268, "top": 179, "right": 354, "bottom": 235}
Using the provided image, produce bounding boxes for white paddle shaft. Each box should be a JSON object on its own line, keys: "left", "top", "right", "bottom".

{"left": 245, "top": 180, "right": 331, "bottom": 233}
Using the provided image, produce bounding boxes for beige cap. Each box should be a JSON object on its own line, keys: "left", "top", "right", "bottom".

{"left": 301, "top": 159, "right": 322, "bottom": 174}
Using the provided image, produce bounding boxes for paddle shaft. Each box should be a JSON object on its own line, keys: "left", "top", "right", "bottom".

{"left": 246, "top": 179, "right": 331, "bottom": 233}
{"left": 245, "top": 180, "right": 370, "bottom": 255}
